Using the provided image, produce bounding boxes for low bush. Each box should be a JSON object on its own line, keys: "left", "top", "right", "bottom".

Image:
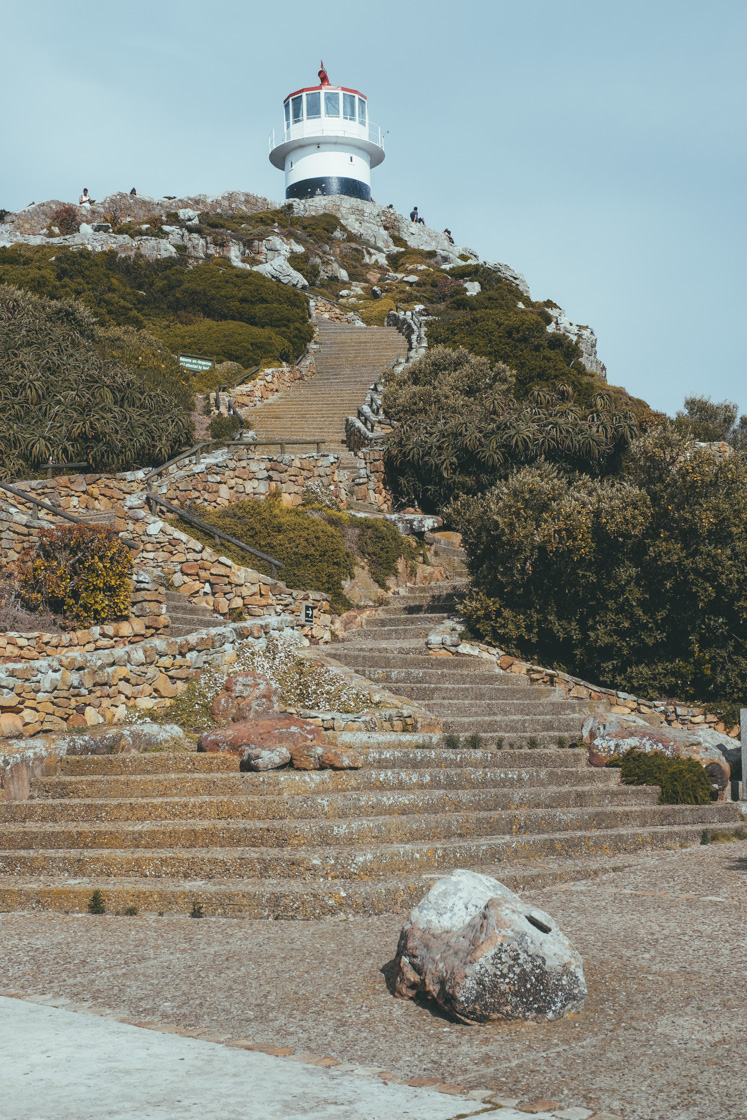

{"left": 606, "top": 749, "right": 713, "bottom": 805}
{"left": 175, "top": 496, "right": 355, "bottom": 612}
{"left": 49, "top": 205, "right": 81, "bottom": 235}
{"left": 154, "top": 319, "right": 290, "bottom": 368}
{"left": 355, "top": 517, "right": 419, "bottom": 588}
{"left": 208, "top": 413, "right": 242, "bottom": 441}
{"left": 19, "top": 524, "right": 133, "bottom": 626}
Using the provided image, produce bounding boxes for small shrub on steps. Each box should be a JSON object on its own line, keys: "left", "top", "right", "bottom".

{"left": 88, "top": 890, "right": 106, "bottom": 914}
{"left": 443, "top": 733, "right": 461, "bottom": 750}
{"left": 208, "top": 412, "right": 242, "bottom": 441}
{"left": 465, "top": 733, "right": 484, "bottom": 750}
{"left": 606, "top": 749, "right": 713, "bottom": 805}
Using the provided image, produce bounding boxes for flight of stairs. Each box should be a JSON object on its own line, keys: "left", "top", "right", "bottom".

{"left": 163, "top": 590, "right": 225, "bottom": 638}
{"left": 247, "top": 321, "right": 405, "bottom": 472}
{"left": 332, "top": 584, "right": 588, "bottom": 747}
{"left": 0, "top": 746, "right": 741, "bottom": 918}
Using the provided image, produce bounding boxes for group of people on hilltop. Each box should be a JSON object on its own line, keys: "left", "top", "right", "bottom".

{"left": 78, "top": 187, "right": 137, "bottom": 208}
{"left": 410, "top": 205, "right": 455, "bottom": 244}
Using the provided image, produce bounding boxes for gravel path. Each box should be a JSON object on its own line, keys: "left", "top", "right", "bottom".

{"left": 2, "top": 841, "right": 745, "bottom": 1120}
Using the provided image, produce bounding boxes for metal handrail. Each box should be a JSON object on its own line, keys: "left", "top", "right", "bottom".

{"left": 0, "top": 481, "right": 138, "bottom": 551}
{"left": 223, "top": 363, "right": 261, "bottom": 391}
{"left": 145, "top": 493, "right": 284, "bottom": 579}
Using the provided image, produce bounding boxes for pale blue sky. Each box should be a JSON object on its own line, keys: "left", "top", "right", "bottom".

{"left": 2, "top": 0, "right": 745, "bottom": 416}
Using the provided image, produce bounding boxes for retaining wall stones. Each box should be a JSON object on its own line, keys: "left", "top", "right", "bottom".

{"left": 0, "top": 617, "right": 298, "bottom": 739}
{"left": 427, "top": 621, "right": 740, "bottom": 739}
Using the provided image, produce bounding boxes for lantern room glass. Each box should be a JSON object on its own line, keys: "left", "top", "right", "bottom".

{"left": 324, "top": 91, "right": 340, "bottom": 117}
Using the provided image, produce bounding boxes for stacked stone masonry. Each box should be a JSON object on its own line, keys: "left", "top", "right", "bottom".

{"left": 427, "top": 625, "right": 740, "bottom": 740}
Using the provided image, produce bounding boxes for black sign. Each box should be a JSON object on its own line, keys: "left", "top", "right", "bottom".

{"left": 303, "top": 604, "right": 314, "bottom": 624}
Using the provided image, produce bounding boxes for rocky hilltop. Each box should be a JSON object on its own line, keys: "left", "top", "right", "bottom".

{"left": 0, "top": 191, "right": 606, "bottom": 378}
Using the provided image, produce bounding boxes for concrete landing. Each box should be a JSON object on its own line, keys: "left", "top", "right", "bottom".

{"left": 0, "top": 997, "right": 487, "bottom": 1120}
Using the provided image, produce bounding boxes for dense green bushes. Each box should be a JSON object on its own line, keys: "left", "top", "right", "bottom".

{"left": 19, "top": 524, "right": 133, "bottom": 626}
{"left": 174, "top": 498, "right": 419, "bottom": 612}
{"left": 454, "top": 428, "right": 747, "bottom": 710}
{"left": 426, "top": 267, "right": 605, "bottom": 403}
{"left": 383, "top": 346, "right": 640, "bottom": 509}
{"left": 0, "top": 286, "right": 194, "bottom": 477}
{"left": 606, "top": 749, "right": 713, "bottom": 805}
{"left": 0, "top": 248, "right": 312, "bottom": 367}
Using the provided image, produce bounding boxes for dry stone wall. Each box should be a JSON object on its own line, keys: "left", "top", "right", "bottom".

{"left": 0, "top": 571, "right": 167, "bottom": 664}
{"left": 0, "top": 617, "right": 295, "bottom": 739}
{"left": 427, "top": 622, "right": 740, "bottom": 739}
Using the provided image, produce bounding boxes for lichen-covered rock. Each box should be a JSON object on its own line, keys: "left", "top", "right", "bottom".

{"left": 198, "top": 715, "right": 325, "bottom": 768}
{"left": 242, "top": 745, "right": 291, "bottom": 771}
{"left": 210, "top": 671, "right": 280, "bottom": 724}
{"left": 583, "top": 714, "right": 731, "bottom": 797}
{"left": 289, "top": 741, "right": 323, "bottom": 770}
{"left": 319, "top": 746, "right": 362, "bottom": 770}
{"left": 394, "top": 869, "right": 586, "bottom": 1024}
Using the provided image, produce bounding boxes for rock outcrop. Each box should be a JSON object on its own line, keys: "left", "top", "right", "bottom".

{"left": 210, "top": 672, "right": 281, "bottom": 725}
{"left": 583, "top": 713, "right": 733, "bottom": 796}
{"left": 394, "top": 869, "right": 586, "bottom": 1023}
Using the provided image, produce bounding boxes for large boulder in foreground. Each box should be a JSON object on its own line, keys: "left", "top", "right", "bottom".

{"left": 583, "top": 714, "right": 732, "bottom": 798}
{"left": 198, "top": 715, "right": 325, "bottom": 770}
{"left": 394, "top": 870, "right": 586, "bottom": 1024}
{"left": 210, "top": 671, "right": 281, "bottom": 724}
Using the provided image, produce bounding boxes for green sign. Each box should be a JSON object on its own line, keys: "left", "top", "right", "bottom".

{"left": 179, "top": 354, "right": 214, "bottom": 372}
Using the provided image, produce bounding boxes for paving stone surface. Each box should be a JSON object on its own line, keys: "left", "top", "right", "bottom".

{"left": 1, "top": 841, "right": 745, "bottom": 1120}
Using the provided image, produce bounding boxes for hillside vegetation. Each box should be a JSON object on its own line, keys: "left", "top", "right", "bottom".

{"left": 0, "top": 286, "right": 194, "bottom": 477}
{"left": 0, "top": 247, "right": 312, "bottom": 367}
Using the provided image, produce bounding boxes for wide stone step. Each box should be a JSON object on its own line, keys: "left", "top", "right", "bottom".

{"left": 330, "top": 654, "right": 504, "bottom": 674}
{"left": 0, "top": 784, "right": 660, "bottom": 825}
{"left": 2, "top": 801, "right": 729, "bottom": 853}
{"left": 0, "top": 812, "right": 739, "bottom": 881}
{"left": 32, "top": 764, "right": 623, "bottom": 800}
{"left": 59, "top": 752, "right": 240, "bottom": 777}
{"left": 441, "top": 718, "right": 586, "bottom": 738}
{"left": 390, "top": 683, "right": 558, "bottom": 701}
{"left": 361, "top": 613, "right": 452, "bottom": 629}
{"left": 341, "top": 625, "right": 436, "bottom": 642}
{"left": 359, "top": 747, "right": 588, "bottom": 769}
{"left": 410, "top": 699, "right": 587, "bottom": 716}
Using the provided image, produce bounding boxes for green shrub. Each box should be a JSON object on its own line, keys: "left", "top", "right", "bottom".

{"left": 606, "top": 749, "right": 713, "bottom": 805}
{"left": 19, "top": 524, "right": 133, "bottom": 626}
{"left": 208, "top": 413, "right": 242, "bottom": 441}
{"left": 465, "top": 733, "right": 484, "bottom": 750}
{"left": 0, "top": 286, "right": 194, "bottom": 477}
{"left": 175, "top": 497, "right": 355, "bottom": 612}
{"left": 355, "top": 518, "right": 418, "bottom": 588}
{"left": 383, "top": 346, "right": 640, "bottom": 510}
{"left": 454, "top": 428, "right": 747, "bottom": 710}
{"left": 154, "top": 320, "right": 290, "bottom": 368}
{"left": 88, "top": 889, "right": 106, "bottom": 914}
{"left": 444, "top": 733, "right": 461, "bottom": 749}
{"left": 0, "top": 247, "right": 312, "bottom": 365}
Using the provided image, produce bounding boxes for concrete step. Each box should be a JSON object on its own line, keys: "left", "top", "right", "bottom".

{"left": 3, "top": 801, "right": 735, "bottom": 854}
{"left": 59, "top": 752, "right": 240, "bottom": 777}
{"left": 0, "top": 784, "right": 661, "bottom": 825}
{"left": 0, "top": 810, "right": 740, "bottom": 881}
{"left": 31, "top": 763, "right": 623, "bottom": 801}
{"left": 340, "top": 625, "right": 436, "bottom": 642}
{"left": 361, "top": 613, "right": 452, "bottom": 629}
{"left": 329, "top": 653, "right": 503, "bottom": 674}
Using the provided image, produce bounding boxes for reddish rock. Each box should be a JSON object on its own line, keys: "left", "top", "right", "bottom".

{"left": 210, "top": 671, "right": 280, "bottom": 724}
{"left": 319, "top": 746, "right": 363, "bottom": 770}
{"left": 198, "top": 715, "right": 325, "bottom": 769}
{"left": 290, "top": 742, "right": 323, "bottom": 770}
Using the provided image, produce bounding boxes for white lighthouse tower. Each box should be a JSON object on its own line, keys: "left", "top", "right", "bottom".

{"left": 268, "top": 63, "right": 385, "bottom": 201}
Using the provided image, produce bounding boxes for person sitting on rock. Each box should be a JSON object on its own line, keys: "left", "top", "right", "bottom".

{"left": 443, "top": 228, "right": 454, "bottom": 244}
{"left": 410, "top": 206, "right": 419, "bottom": 222}
{"left": 79, "top": 188, "right": 93, "bottom": 208}
{"left": 130, "top": 187, "right": 137, "bottom": 196}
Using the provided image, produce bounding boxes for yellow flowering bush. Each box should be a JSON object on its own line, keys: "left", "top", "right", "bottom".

{"left": 19, "top": 525, "right": 132, "bottom": 626}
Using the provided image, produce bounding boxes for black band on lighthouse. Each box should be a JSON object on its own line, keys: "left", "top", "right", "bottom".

{"left": 285, "top": 176, "right": 371, "bottom": 201}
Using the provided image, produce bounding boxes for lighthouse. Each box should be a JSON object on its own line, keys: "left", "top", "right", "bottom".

{"left": 268, "top": 63, "right": 385, "bottom": 201}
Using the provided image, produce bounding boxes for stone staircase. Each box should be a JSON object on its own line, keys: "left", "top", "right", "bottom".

{"left": 332, "top": 584, "right": 589, "bottom": 747}
{"left": 0, "top": 746, "right": 741, "bottom": 919}
{"left": 163, "top": 590, "right": 225, "bottom": 638}
{"left": 248, "top": 321, "right": 405, "bottom": 471}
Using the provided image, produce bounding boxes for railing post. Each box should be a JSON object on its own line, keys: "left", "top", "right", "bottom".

{"left": 741, "top": 708, "right": 747, "bottom": 802}
{"left": 279, "top": 442, "right": 286, "bottom": 455}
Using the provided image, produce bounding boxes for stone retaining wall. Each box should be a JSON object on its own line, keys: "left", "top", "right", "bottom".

{"left": 0, "top": 617, "right": 297, "bottom": 739}
{"left": 427, "top": 621, "right": 740, "bottom": 739}
{"left": 227, "top": 360, "right": 314, "bottom": 412}
{"left": 0, "top": 572, "right": 167, "bottom": 664}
